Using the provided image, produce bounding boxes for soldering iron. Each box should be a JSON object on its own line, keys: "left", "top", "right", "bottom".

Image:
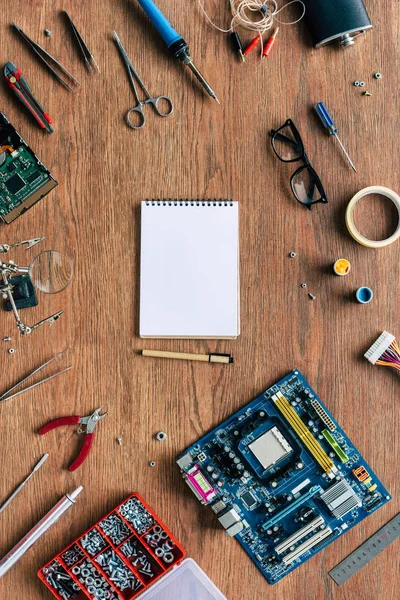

{"left": 135, "top": 0, "right": 219, "bottom": 103}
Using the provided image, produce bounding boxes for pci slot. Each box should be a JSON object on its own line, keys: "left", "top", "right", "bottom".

{"left": 261, "top": 485, "right": 322, "bottom": 531}
{"left": 272, "top": 392, "right": 335, "bottom": 474}
{"left": 275, "top": 516, "right": 325, "bottom": 554}
{"left": 321, "top": 429, "right": 348, "bottom": 463}
{"left": 282, "top": 527, "right": 333, "bottom": 565}
{"left": 311, "top": 399, "right": 336, "bottom": 431}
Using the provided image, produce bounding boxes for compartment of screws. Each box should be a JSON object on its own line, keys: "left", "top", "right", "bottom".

{"left": 61, "top": 544, "right": 85, "bottom": 569}
{"left": 96, "top": 549, "right": 142, "bottom": 596}
{"left": 41, "top": 560, "right": 84, "bottom": 600}
{"left": 79, "top": 528, "right": 108, "bottom": 557}
{"left": 120, "top": 537, "right": 163, "bottom": 582}
{"left": 99, "top": 512, "right": 131, "bottom": 546}
{"left": 142, "top": 524, "right": 183, "bottom": 565}
{"left": 72, "top": 558, "right": 119, "bottom": 600}
{"left": 118, "top": 498, "right": 155, "bottom": 534}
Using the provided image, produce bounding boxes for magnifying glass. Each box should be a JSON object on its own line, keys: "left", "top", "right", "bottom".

{"left": 29, "top": 250, "right": 74, "bottom": 294}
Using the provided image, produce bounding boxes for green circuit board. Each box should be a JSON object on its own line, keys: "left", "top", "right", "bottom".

{"left": 0, "top": 113, "right": 57, "bottom": 223}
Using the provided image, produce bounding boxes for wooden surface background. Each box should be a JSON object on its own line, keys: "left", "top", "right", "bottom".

{"left": 0, "top": 1, "right": 399, "bottom": 599}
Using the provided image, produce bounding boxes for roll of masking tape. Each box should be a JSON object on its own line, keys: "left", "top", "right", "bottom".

{"left": 345, "top": 186, "right": 400, "bottom": 248}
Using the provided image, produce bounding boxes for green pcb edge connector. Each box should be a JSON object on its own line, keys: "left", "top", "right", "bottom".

{"left": 322, "top": 429, "right": 349, "bottom": 463}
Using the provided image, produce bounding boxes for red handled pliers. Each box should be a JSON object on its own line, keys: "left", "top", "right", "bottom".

{"left": 38, "top": 407, "right": 108, "bottom": 471}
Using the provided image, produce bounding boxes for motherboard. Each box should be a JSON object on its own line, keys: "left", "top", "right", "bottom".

{"left": 177, "top": 370, "right": 391, "bottom": 584}
{"left": 0, "top": 113, "right": 57, "bottom": 223}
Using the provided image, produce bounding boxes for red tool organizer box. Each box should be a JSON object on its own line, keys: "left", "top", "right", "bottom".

{"left": 38, "top": 493, "right": 186, "bottom": 600}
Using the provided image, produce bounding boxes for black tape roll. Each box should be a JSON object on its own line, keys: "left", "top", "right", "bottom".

{"left": 302, "top": 0, "right": 372, "bottom": 47}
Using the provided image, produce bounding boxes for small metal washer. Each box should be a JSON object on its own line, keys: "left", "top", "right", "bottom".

{"left": 8, "top": 348, "right": 15, "bottom": 354}
{"left": 374, "top": 72, "right": 382, "bottom": 79}
{"left": 289, "top": 252, "right": 296, "bottom": 258}
{"left": 156, "top": 431, "right": 167, "bottom": 441}
{"left": 359, "top": 81, "right": 365, "bottom": 87}
{"left": 301, "top": 283, "right": 307, "bottom": 288}
{"left": 149, "top": 460, "right": 156, "bottom": 467}
{"left": 354, "top": 81, "right": 360, "bottom": 86}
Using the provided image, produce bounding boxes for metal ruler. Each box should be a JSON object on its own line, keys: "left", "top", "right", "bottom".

{"left": 329, "top": 512, "right": 400, "bottom": 585}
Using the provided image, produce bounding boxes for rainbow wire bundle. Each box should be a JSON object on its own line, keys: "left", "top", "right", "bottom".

{"left": 364, "top": 331, "right": 400, "bottom": 372}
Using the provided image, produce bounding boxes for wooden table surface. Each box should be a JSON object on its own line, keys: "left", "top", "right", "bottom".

{"left": 0, "top": 1, "right": 399, "bottom": 599}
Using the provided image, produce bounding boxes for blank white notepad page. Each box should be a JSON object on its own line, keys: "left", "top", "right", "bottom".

{"left": 140, "top": 200, "right": 239, "bottom": 338}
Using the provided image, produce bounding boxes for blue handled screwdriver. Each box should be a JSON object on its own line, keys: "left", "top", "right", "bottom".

{"left": 135, "top": 0, "right": 219, "bottom": 103}
{"left": 314, "top": 102, "right": 356, "bottom": 172}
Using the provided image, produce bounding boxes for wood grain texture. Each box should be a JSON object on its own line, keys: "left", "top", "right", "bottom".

{"left": 0, "top": 1, "right": 399, "bottom": 599}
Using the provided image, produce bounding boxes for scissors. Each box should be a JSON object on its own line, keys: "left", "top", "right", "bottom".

{"left": 113, "top": 31, "right": 174, "bottom": 130}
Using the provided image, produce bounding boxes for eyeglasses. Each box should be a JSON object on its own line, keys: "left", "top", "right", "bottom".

{"left": 270, "top": 119, "right": 328, "bottom": 210}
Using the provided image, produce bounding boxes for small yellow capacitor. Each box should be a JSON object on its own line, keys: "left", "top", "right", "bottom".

{"left": 333, "top": 258, "right": 351, "bottom": 276}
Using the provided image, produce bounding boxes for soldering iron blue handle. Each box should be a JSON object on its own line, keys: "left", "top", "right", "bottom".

{"left": 314, "top": 102, "right": 338, "bottom": 135}
{"left": 136, "top": 0, "right": 182, "bottom": 48}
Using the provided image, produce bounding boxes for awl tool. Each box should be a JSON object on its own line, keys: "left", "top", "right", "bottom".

{"left": 314, "top": 102, "right": 356, "bottom": 172}
{"left": 135, "top": 0, "right": 219, "bottom": 103}
{"left": 4, "top": 62, "right": 54, "bottom": 133}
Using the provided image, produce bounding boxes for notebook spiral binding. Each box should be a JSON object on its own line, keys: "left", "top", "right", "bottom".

{"left": 145, "top": 199, "right": 234, "bottom": 207}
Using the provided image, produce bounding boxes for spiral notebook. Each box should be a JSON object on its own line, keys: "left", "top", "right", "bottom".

{"left": 140, "top": 200, "right": 240, "bottom": 339}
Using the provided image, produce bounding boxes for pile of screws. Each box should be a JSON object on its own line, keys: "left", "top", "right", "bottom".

{"left": 98, "top": 512, "right": 131, "bottom": 546}
{"left": 80, "top": 529, "right": 107, "bottom": 557}
{"left": 120, "top": 539, "right": 161, "bottom": 581}
{"left": 71, "top": 559, "right": 119, "bottom": 599}
{"left": 96, "top": 549, "right": 142, "bottom": 593}
{"left": 118, "top": 498, "right": 155, "bottom": 534}
{"left": 143, "top": 525, "right": 176, "bottom": 564}
{"left": 42, "top": 560, "right": 81, "bottom": 600}
{"left": 61, "top": 544, "right": 84, "bottom": 569}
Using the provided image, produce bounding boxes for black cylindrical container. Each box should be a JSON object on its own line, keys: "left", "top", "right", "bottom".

{"left": 302, "top": 0, "right": 373, "bottom": 48}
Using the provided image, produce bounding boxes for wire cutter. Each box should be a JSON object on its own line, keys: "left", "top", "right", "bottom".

{"left": 38, "top": 407, "right": 108, "bottom": 471}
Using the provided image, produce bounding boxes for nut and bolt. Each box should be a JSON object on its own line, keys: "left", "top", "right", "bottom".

{"left": 363, "top": 91, "right": 372, "bottom": 96}
{"left": 8, "top": 348, "right": 15, "bottom": 354}
{"left": 308, "top": 293, "right": 316, "bottom": 300}
{"left": 96, "top": 549, "right": 142, "bottom": 592}
{"left": 156, "top": 431, "right": 167, "bottom": 441}
{"left": 3, "top": 337, "right": 11, "bottom": 341}
{"left": 118, "top": 497, "right": 155, "bottom": 533}
{"left": 301, "top": 283, "right": 307, "bottom": 289}
{"left": 80, "top": 529, "right": 107, "bottom": 557}
{"left": 44, "top": 29, "right": 52, "bottom": 36}
{"left": 116, "top": 437, "right": 123, "bottom": 445}
{"left": 99, "top": 512, "right": 130, "bottom": 545}
{"left": 354, "top": 81, "right": 360, "bottom": 86}
{"left": 149, "top": 460, "right": 156, "bottom": 467}
{"left": 289, "top": 252, "right": 296, "bottom": 258}
{"left": 373, "top": 72, "right": 382, "bottom": 79}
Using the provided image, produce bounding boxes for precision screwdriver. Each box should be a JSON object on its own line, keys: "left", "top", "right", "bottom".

{"left": 314, "top": 102, "right": 356, "bottom": 172}
{"left": 135, "top": 0, "right": 219, "bottom": 103}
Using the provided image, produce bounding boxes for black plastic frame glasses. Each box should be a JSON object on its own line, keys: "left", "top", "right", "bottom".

{"left": 270, "top": 119, "right": 328, "bottom": 210}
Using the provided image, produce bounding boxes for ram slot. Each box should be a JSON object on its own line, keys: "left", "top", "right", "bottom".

{"left": 272, "top": 392, "right": 335, "bottom": 474}
{"left": 282, "top": 527, "right": 333, "bottom": 565}
{"left": 275, "top": 516, "right": 325, "bottom": 554}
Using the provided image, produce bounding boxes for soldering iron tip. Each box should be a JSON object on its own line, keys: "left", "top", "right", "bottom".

{"left": 214, "top": 95, "right": 221, "bottom": 104}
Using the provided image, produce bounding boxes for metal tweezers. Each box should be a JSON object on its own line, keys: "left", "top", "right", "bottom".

{"left": 12, "top": 23, "right": 80, "bottom": 91}
{"left": 0, "top": 351, "right": 72, "bottom": 405}
{"left": 64, "top": 11, "right": 99, "bottom": 73}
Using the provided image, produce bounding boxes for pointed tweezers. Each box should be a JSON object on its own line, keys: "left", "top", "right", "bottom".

{"left": 0, "top": 351, "right": 72, "bottom": 404}
{"left": 12, "top": 23, "right": 80, "bottom": 91}
{"left": 64, "top": 11, "right": 99, "bottom": 73}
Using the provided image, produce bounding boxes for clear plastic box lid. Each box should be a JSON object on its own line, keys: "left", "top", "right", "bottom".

{"left": 138, "top": 558, "right": 228, "bottom": 600}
